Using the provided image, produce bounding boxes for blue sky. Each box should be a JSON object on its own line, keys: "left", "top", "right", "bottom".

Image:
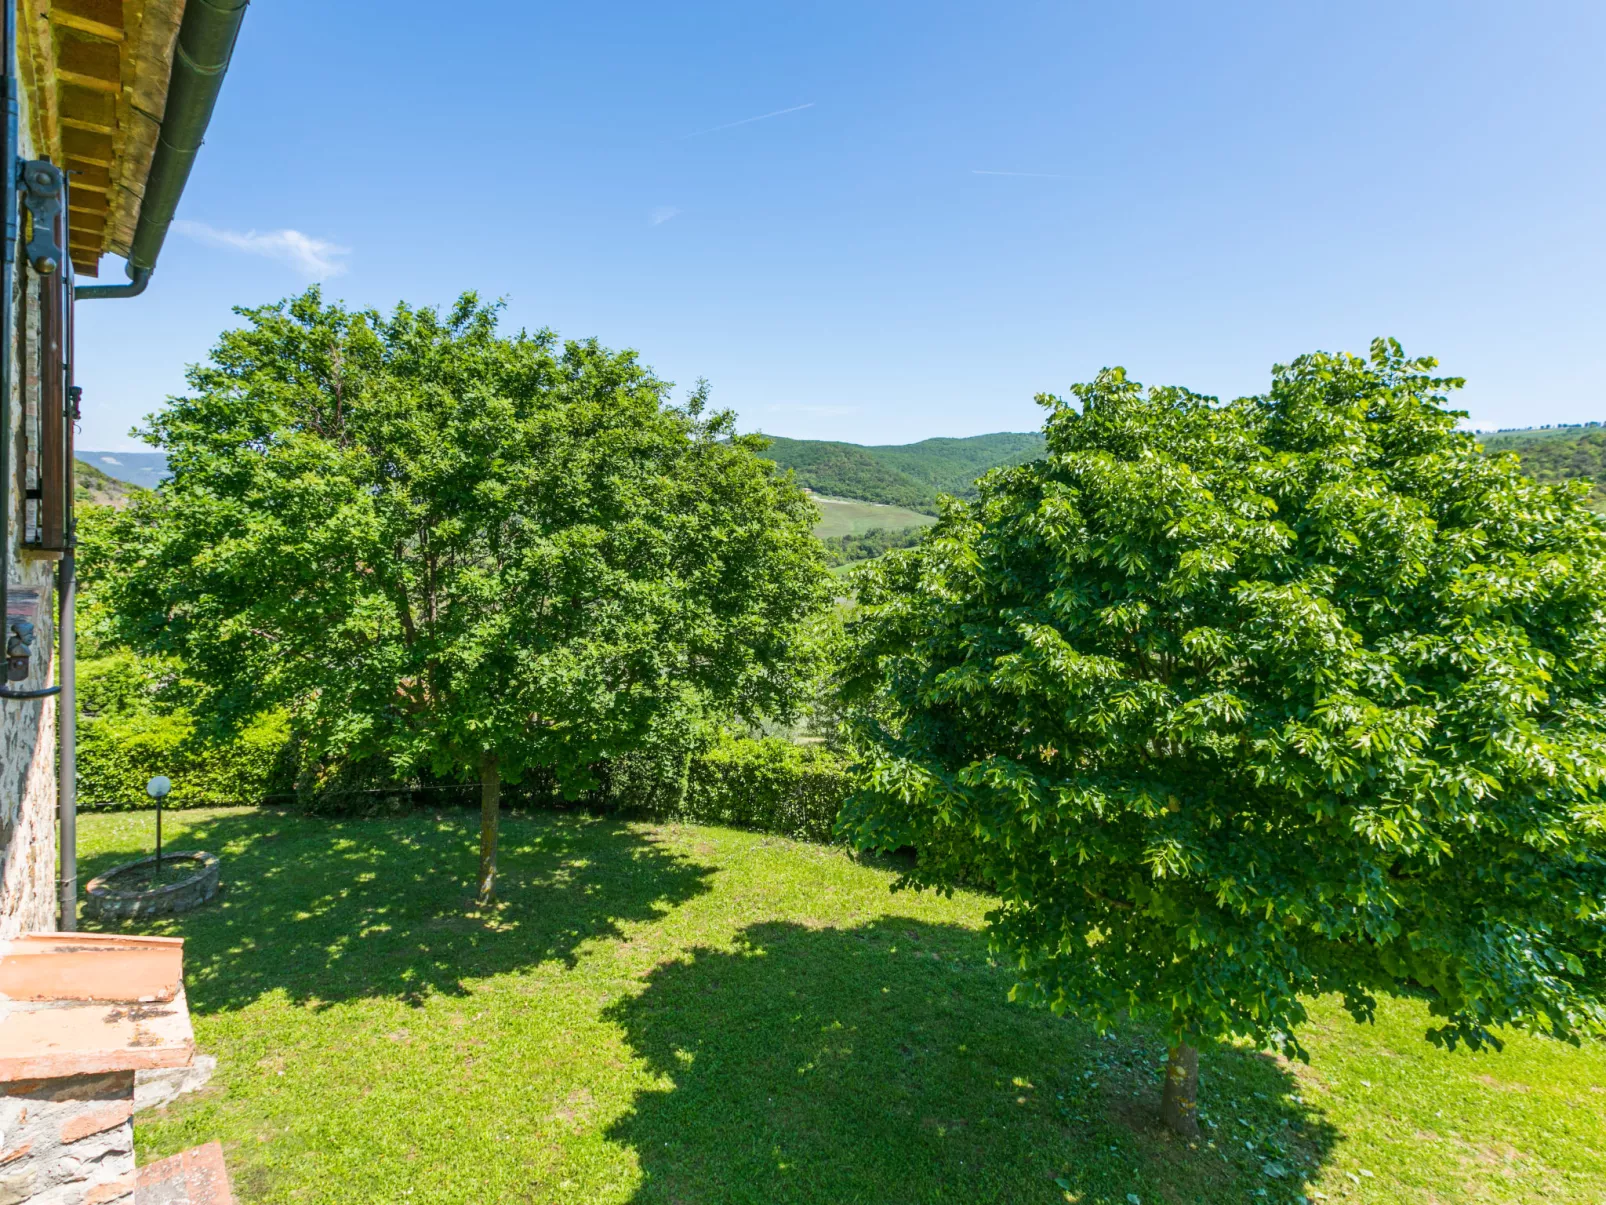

{"left": 75, "top": 0, "right": 1606, "bottom": 450}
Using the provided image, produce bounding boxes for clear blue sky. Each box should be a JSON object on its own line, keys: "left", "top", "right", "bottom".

{"left": 75, "top": 0, "right": 1606, "bottom": 450}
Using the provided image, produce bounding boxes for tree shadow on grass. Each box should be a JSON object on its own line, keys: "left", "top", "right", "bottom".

{"left": 79, "top": 807, "right": 715, "bottom": 1014}
{"left": 606, "top": 919, "right": 1336, "bottom": 1205}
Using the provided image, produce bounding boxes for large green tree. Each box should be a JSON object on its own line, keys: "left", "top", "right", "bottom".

{"left": 98, "top": 290, "right": 829, "bottom": 900}
{"left": 839, "top": 340, "right": 1606, "bottom": 1134}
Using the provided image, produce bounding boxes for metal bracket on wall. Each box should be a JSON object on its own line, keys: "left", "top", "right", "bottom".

{"left": 18, "top": 160, "right": 63, "bottom": 274}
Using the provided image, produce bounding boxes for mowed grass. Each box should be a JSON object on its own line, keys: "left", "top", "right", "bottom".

{"left": 79, "top": 807, "right": 1606, "bottom": 1205}
{"left": 808, "top": 493, "right": 935, "bottom": 539}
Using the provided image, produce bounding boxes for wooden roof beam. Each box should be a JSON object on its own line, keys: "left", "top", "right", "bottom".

{"left": 55, "top": 38, "right": 122, "bottom": 93}
{"left": 61, "top": 128, "right": 115, "bottom": 166}
{"left": 50, "top": 12, "right": 125, "bottom": 43}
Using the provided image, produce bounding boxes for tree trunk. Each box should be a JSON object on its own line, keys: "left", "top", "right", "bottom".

{"left": 477, "top": 753, "right": 500, "bottom": 905}
{"left": 1160, "top": 1041, "right": 1200, "bottom": 1138}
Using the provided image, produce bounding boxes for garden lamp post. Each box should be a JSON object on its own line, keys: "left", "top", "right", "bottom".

{"left": 147, "top": 775, "right": 171, "bottom": 871}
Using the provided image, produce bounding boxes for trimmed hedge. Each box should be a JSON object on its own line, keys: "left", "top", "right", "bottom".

{"left": 77, "top": 709, "right": 291, "bottom": 808}
{"left": 76, "top": 670, "right": 855, "bottom": 845}
{"left": 610, "top": 736, "right": 851, "bottom": 843}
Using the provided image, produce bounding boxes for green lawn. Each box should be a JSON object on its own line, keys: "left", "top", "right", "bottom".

{"left": 809, "top": 494, "right": 935, "bottom": 540}
{"left": 79, "top": 807, "right": 1606, "bottom": 1204}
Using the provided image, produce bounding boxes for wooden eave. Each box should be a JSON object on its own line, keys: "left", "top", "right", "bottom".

{"left": 18, "top": 0, "right": 186, "bottom": 277}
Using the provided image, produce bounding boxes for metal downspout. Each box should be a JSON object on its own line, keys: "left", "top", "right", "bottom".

{"left": 0, "top": 0, "right": 16, "bottom": 663}
{"left": 57, "top": 545, "right": 75, "bottom": 928}
{"left": 57, "top": 266, "right": 77, "bottom": 929}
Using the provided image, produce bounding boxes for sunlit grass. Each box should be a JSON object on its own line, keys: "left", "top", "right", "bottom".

{"left": 79, "top": 806, "right": 1606, "bottom": 1204}
{"left": 809, "top": 494, "right": 935, "bottom": 540}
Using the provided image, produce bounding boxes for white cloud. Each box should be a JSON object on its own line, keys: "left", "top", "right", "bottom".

{"left": 172, "top": 220, "right": 350, "bottom": 279}
{"left": 649, "top": 206, "right": 681, "bottom": 226}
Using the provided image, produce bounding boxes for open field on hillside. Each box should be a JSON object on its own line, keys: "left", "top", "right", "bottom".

{"left": 81, "top": 806, "right": 1606, "bottom": 1205}
{"left": 809, "top": 493, "right": 936, "bottom": 539}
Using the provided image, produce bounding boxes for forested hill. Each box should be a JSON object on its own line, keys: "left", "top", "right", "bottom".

{"left": 1479, "top": 425, "right": 1606, "bottom": 509}
{"left": 760, "top": 431, "right": 1045, "bottom": 511}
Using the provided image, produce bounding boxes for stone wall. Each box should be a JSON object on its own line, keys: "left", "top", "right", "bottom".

{"left": 0, "top": 72, "right": 63, "bottom": 938}
{"left": 0, "top": 665, "right": 55, "bottom": 939}
{"left": 0, "top": 1070, "right": 136, "bottom": 1204}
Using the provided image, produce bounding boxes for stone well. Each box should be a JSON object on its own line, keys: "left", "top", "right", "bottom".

{"left": 84, "top": 852, "right": 221, "bottom": 921}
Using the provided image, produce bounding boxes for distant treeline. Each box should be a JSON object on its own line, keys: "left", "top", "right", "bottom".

{"left": 819, "top": 526, "right": 928, "bottom": 566}
{"left": 1480, "top": 427, "right": 1606, "bottom": 510}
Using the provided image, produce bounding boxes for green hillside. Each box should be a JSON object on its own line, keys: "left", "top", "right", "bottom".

{"left": 75, "top": 458, "right": 148, "bottom": 509}
{"left": 762, "top": 437, "right": 931, "bottom": 510}
{"left": 866, "top": 432, "right": 1045, "bottom": 497}
{"left": 761, "top": 431, "right": 1044, "bottom": 512}
{"left": 1479, "top": 425, "right": 1606, "bottom": 509}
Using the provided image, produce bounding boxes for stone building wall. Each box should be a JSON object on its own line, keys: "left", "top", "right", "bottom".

{"left": 0, "top": 75, "right": 62, "bottom": 938}
{"left": 0, "top": 675, "right": 56, "bottom": 939}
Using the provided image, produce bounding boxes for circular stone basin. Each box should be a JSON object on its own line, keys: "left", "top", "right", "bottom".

{"left": 85, "top": 851, "right": 221, "bottom": 920}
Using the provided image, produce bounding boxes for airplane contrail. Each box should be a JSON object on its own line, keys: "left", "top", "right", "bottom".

{"left": 683, "top": 103, "right": 816, "bottom": 139}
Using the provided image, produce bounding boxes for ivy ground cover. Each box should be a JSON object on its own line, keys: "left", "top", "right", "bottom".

{"left": 78, "top": 807, "right": 1606, "bottom": 1204}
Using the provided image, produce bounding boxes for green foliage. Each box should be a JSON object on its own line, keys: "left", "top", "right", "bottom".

{"left": 88, "top": 289, "right": 831, "bottom": 802}
{"left": 1480, "top": 426, "right": 1606, "bottom": 510}
{"left": 612, "top": 736, "right": 850, "bottom": 844}
{"left": 76, "top": 652, "right": 290, "bottom": 806}
{"left": 762, "top": 432, "right": 1045, "bottom": 511}
{"left": 818, "top": 525, "right": 929, "bottom": 566}
{"left": 840, "top": 339, "right": 1606, "bottom": 1061}
{"left": 679, "top": 737, "right": 848, "bottom": 843}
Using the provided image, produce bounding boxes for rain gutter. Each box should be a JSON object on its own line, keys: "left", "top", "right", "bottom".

{"left": 77, "top": 0, "right": 250, "bottom": 301}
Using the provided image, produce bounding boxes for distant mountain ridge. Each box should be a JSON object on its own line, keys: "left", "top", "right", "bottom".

{"left": 76, "top": 450, "right": 168, "bottom": 489}
{"left": 760, "top": 431, "right": 1045, "bottom": 512}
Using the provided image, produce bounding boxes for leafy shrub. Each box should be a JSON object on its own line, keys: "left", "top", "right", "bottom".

{"left": 75, "top": 651, "right": 292, "bottom": 807}
{"left": 74, "top": 645, "right": 854, "bottom": 837}
{"left": 612, "top": 736, "right": 850, "bottom": 843}
{"left": 77, "top": 707, "right": 291, "bottom": 808}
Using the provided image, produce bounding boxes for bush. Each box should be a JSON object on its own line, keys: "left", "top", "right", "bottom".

{"left": 612, "top": 736, "right": 851, "bottom": 843}
{"left": 74, "top": 643, "right": 854, "bottom": 837}
{"left": 74, "top": 651, "right": 292, "bottom": 807}
{"left": 77, "top": 707, "right": 291, "bottom": 808}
